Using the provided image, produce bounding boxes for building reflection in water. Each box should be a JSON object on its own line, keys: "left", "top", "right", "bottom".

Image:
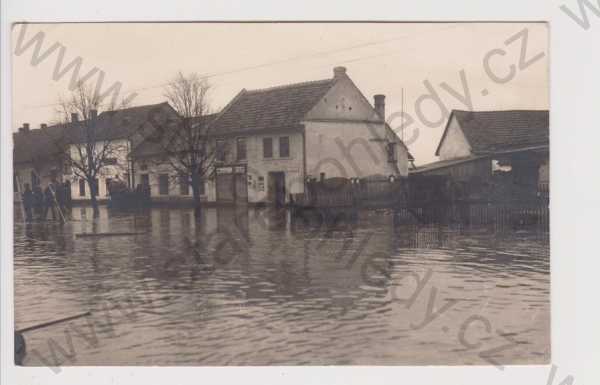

{"left": 13, "top": 204, "right": 549, "bottom": 365}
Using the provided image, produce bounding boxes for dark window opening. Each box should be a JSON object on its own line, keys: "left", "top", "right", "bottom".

{"left": 279, "top": 136, "right": 290, "bottom": 158}
{"left": 141, "top": 174, "right": 150, "bottom": 187}
{"left": 79, "top": 179, "right": 86, "bottom": 196}
{"left": 159, "top": 174, "right": 169, "bottom": 195}
{"left": 31, "top": 171, "right": 40, "bottom": 188}
{"left": 198, "top": 178, "right": 205, "bottom": 195}
{"left": 105, "top": 178, "right": 112, "bottom": 196}
{"left": 236, "top": 137, "right": 247, "bottom": 161}
{"left": 105, "top": 157, "right": 118, "bottom": 165}
{"left": 216, "top": 140, "right": 226, "bottom": 162}
{"left": 263, "top": 137, "right": 273, "bottom": 158}
{"left": 179, "top": 175, "right": 189, "bottom": 195}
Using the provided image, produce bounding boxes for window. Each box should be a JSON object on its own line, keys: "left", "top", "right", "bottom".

{"left": 279, "top": 136, "right": 290, "bottom": 158}
{"left": 158, "top": 174, "right": 169, "bottom": 195}
{"left": 141, "top": 174, "right": 150, "bottom": 187}
{"left": 263, "top": 137, "right": 273, "bottom": 158}
{"left": 105, "top": 157, "right": 118, "bottom": 165}
{"left": 140, "top": 163, "right": 148, "bottom": 171}
{"left": 236, "top": 137, "right": 247, "bottom": 161}
{"left": 198, "top": 178, "right": 205, "bottom": 195}
{"left": 216, "top": 140, "right": 226, "bottom": 162}
{"left": 387, "top": 143, "right": 396, "bottom": 163}
{"left": 79, "top": 179, "right": 86, "bottom": 196}
{"left": 31, "top": 171, "right": 40, "bottom": 187}
{"left": 93, "top": 179, "right": 99, "bottom": 196}
{"left": 179, "top": 175, "right": 189, "bottom": 195}
{"left": 105, "top": 178, "right": 112, "bottom": 196}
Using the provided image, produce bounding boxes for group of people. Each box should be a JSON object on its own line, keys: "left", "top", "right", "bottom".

{"left": 21, "top": 180, "right": 71, "bottom": 222}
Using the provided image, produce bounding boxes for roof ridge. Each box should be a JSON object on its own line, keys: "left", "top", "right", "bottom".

{"left": 244, "top": 78, "right": 333, "bottom": 94}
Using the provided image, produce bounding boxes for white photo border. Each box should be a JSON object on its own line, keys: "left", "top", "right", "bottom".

{"left": 2, "top": 0, "right": 598, "bottom": 384}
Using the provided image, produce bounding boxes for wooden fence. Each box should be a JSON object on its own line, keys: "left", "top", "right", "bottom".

{"left": 292, "top": 177, "right": 407, "bottom": 208}
{"left": 395, "top": 200, "right": 549, "bottom": 232}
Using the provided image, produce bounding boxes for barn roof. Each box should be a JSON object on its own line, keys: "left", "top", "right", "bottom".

{"left": 435, "top": 110, "right": 549, "bottom": 156}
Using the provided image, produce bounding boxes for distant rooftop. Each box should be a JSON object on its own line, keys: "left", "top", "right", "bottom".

{"left": 436, "top": 109, "right": 549, "bottom": 156}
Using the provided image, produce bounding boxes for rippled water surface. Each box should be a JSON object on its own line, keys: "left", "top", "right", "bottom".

{"left": 14, "top": 206, "right": 550, "bottom": 366}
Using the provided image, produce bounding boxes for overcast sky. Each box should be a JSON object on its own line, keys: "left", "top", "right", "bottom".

{"left": 12, "top": 22, "right": 548, "bottom": 164}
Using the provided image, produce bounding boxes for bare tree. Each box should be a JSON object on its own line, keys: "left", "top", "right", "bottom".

{"left": 157, "top": 71, "right": 219, "bottom": 220}
{"left": 56, "top": 81, "right": 131, "bottom": 216}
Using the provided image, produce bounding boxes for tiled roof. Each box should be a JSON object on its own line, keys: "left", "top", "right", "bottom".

{"left": 210, "top": 79, "right": 336, "bottom": 135}
{"left": 435, "top": 110, "right": 549, "bottom": 155}
{"left": 13, "top": 124, "right": 67, "bottom": 164}
{"left": 13, "top": 102, "right": 177, "bottom": 165}
{"left": 67, "top": 102, "right": 177, "bottom": 145}
{"left": 131, "top": 113, "right": 219, "bottom": 158}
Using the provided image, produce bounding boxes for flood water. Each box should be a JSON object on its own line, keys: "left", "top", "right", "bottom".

{"left": 14, "top": 206, "right": 550, "bottom": 366}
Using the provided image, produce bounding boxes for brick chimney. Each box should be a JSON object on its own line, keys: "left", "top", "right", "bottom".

{"left": 23, "top": 123, "right": 30, "bottom": 132}
{"left": 90, "top": 109, "right": 98, "bottom": 120}
{"left": 71, "top": 113, "right": 78, "bottom": 122}
{"left": 333, "top": 66, "right": 347, "bottom": 79}
{"left": 374, "top": 94, "right": 385, "bottom": 121}
{"left": 41, "top": 123, "right": 47, "bottom": 130}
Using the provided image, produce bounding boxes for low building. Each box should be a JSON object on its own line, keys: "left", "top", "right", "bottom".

{"left": 130, "top": 113, "right": 219, "bottom": 203}
{"left": 410, "top": 109, "right": 549, "bottom": 203}
{"left": 13, "top": 122, "right": 70, "bottom": 198}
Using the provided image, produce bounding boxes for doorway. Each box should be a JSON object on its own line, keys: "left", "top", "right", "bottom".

{"left": 216, "top": 166, "right": 248, "bottom": 204}
{"left": 268, "top": 172, "right": 286, "bottom": 206}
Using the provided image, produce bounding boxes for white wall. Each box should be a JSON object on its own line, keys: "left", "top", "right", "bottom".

{"left": 68, "top": 138, "right": 130, "bottom": 200}
{"left": 133, "top": 159, "right": 211, "bottom": 201}
{"left": 214, "top": 132, "right": 304, "bottom": 203}
{"left": 304, "top": 120, "right": 399, "bottom": 179}
{"left": 437, "top": 115, "right": 472, "bottom": 161}
{"left": 303, "top": 74, "right": 407, "bottom": 179}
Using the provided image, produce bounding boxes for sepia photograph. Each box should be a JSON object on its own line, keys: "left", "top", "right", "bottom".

{"left": 10, "top": 21, "right": 550, "bottom": 367}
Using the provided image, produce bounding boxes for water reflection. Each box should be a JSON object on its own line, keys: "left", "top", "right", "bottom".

{"left": 14, "top": 205, "right": 549, "bottom": 366}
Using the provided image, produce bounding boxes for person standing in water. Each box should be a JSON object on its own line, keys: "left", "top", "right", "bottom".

{"left": 21, "top": 183, "right": 33, "bottom": 222}
{"left": 43, "top": 181, "right": 57, "bottom": 221}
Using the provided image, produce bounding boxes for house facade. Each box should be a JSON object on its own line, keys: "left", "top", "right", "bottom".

{"left": 208, "top": 66, "right": 411, "bottom": 205}
{"left": 410, "top": 109, "right": 549, "bottom": 203}
{"left": 15, "top": 67, "right": 411, "bottom": 208}
{"left": 13, "top": 103, "right": 177, "bottom": 203}
{"left": 64, "top": 103, "right": 178, "bottom": 201}
{"left": 130, "top": 66, "right": 411, "bottom": 206}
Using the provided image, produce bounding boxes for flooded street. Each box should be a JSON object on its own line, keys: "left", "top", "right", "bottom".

{"left": 14, "top": 206, "right": 550, "bottom": 366}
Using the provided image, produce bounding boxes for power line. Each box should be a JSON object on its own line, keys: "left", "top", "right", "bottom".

{"left": 22, "top": 24, "right": 465, "bottom": 110}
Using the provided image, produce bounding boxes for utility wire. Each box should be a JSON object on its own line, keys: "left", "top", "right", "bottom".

{"left": 22, "top": 24, "right": 465, "bottom": 111}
